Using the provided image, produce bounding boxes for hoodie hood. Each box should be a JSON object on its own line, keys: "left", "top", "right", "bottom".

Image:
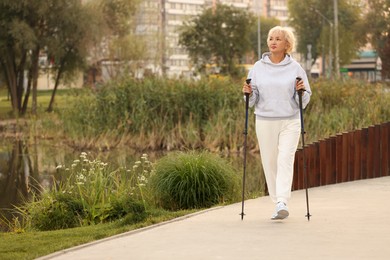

{"left": 261, "top": 52, "right": 293, "bottom": 66}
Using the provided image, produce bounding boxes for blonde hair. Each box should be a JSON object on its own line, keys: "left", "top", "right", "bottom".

{"left": 267, "top": 26, "right": 296, "bottom": 54}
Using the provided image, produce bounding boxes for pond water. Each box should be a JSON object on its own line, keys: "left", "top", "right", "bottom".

{"left": 0, "top": 137, "right": 265, "bottom": 229}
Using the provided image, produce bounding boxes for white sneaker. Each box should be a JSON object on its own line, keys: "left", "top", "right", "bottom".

{"left": 271, "top": 202, "right": 289, "bottom": 220}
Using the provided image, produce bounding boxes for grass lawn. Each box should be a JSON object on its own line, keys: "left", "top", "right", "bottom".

{"left": 0, "top": 88, "right": 13, "bottom": 119}
{"left": 0, "top": 88, "right": 74, "bottom": 119}
{"left": 0, "top": 209, "right": 196, "bottom": 260}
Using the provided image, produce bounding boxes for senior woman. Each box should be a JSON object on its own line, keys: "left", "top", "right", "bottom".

{"left": 242, "top": 26, "right": 312, "bottom": 220}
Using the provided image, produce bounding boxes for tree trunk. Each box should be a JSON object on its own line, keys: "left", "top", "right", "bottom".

{"left": 31, "top": 47, "right": 40, "bottom": 115}
{"left": 1, "top": 51, "right": 19, "bottom": 115}
{"left": 21, "top": 68, "right": 33, "bottom": 115}
{"left": 16, "top": 52, "right": 27, "bottom": 112}
{"left": 47, "top": 59, "right": 66, "bottom": 112}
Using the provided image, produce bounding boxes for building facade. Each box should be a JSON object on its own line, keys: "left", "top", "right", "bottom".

{"left": 135, "top": 0, "right": 265, "bottom": 78}
{"left": 263, "top": 0, "right": 288, "bottom": 25}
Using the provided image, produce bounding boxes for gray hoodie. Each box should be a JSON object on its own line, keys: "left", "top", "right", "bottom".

{"left": 247, "top": 52, "right": 311, "bottom": 120}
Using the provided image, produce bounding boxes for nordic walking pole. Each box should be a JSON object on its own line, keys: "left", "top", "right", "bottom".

{"left": 296, "top": 77, "right": 311, "bottom": 221}
{"left": 240, "top": 78, "right": 251, "bottom": 220}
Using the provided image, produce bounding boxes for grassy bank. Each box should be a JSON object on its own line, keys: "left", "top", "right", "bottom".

{"left": 0, "top": 209, "right": 195, "bottom": 260}
{"left": 0, "top": 88, "right": 72, "bottom": 119}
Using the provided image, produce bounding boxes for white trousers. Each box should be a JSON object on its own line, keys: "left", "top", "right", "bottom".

{"left": 256, "top": 118, "right": 301, "bottom": 204}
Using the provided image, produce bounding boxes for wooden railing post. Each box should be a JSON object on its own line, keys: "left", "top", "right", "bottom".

{"left": 367, "top": 126, "right": 375, "bottom": 179}
{"left": 309, "top": 142, "right": 320, "bottom": 187}
{"left": 340, "top": 133, "right": 349, "bottom": 182}
{"left": 380, "top": 122, "right": 390, "bottom": 177}
{"left": 325, "top": 138, "right": 332, "bottom": 184}
{"left": 293, "top": 150, "right": 300, "bottom": 190}
{"left": 353, "top": 129, "right": 362, "bottom": 181}
{"left": 319, "top": 139, "right": 327, "bottom": 185}
{"left": 336, "top": 134, "right": 342, "bottom": 183}
{"left": 361, "top": 128, "right": 369, "bottom": 179}
{"left": 347, "top": 131, "right": 355, "bottom": 181}
{"left": 373, "top": 125, "right": 381, "bottom": 178}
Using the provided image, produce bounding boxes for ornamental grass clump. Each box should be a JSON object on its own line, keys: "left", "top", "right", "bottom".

{"left": 150, "top": 151, "right": 240, "bottom": 210}
{"left": 8, "top": 153, "right": 152, "bottom": 231}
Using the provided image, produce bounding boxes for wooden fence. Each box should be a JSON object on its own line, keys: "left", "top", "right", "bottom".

{"left": 292, "top": 122, "right": 390, "bottom": 191}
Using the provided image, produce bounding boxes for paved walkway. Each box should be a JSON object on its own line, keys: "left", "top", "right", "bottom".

{"left": 38, "top": 176, "right": 390, "bottom": 260}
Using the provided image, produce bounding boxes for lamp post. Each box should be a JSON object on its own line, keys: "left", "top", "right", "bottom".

{"left": 256, "top": 0, "right": 262, "bottom": 60}
{"left": 312, "top": 8, "right": 333, "bottom": 79}
{"left": 333, "top": 0, "right": 340, "bottom": 78}
{"left": 257, "top": 13, "right": 261, "bottom": 60}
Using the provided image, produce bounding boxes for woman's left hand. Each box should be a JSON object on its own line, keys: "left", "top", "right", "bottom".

{"left": 295, "top": 78, "right": 305, "bottom": 92}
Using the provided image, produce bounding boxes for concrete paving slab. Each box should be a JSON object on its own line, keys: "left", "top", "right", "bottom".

{"left": 38, "top": 176, "right": 390, "bottom": 260}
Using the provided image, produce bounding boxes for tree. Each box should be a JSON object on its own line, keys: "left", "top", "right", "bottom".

{"left": 46, "top": 2, "right": 98, "bottom": 112}
{"left": 0, "top": 0, "right": 95, "bottom": 115}
{"left": 365, "top": 0, "right": 390, "bottom": 78}
{"left": 179, "top": 4, "right": 253, "bottom": 77}
{"left": 288, "top": 0, "right": 366, "bottom": 71}
{"left": 0, "top": 0, "right": 142, "bottom": 115}
{"left": 87, "top": 0, "right": 145, "bottom": 80}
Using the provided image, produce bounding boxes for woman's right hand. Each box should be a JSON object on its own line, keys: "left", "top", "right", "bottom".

{"left": 242, "top": 81, "right": 252, "bottom": 95}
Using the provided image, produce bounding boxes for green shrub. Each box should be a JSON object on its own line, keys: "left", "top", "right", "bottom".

{"left": 26, "top": 192, "right": 84, "bottom": 231}
{"left": 108, "top": 195, "right": 147, "bottom": 224}
{"left": 150, "top": 151, "right": 240, "bottom": 210}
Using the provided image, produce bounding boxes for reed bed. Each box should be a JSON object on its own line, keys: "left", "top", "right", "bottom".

{"left": 54, "top": 77, "right": 390, "bottom": 152}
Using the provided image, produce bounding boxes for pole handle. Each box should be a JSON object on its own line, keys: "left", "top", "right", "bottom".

{"left": 245, "top": 78, "right": 251, "bottom": 105}
{"left": 296, "top": 77, "right": 305, "bottom": 96}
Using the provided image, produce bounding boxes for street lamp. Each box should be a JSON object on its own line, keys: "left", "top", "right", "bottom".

{"left": 333, "top": 0, "right": 340, "bottom": 78}
{"left": 311, "top": 7, "right": 333, "bottom": 79}
{"left": 254, "top": 0, "right": 262, "bottom": 60}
